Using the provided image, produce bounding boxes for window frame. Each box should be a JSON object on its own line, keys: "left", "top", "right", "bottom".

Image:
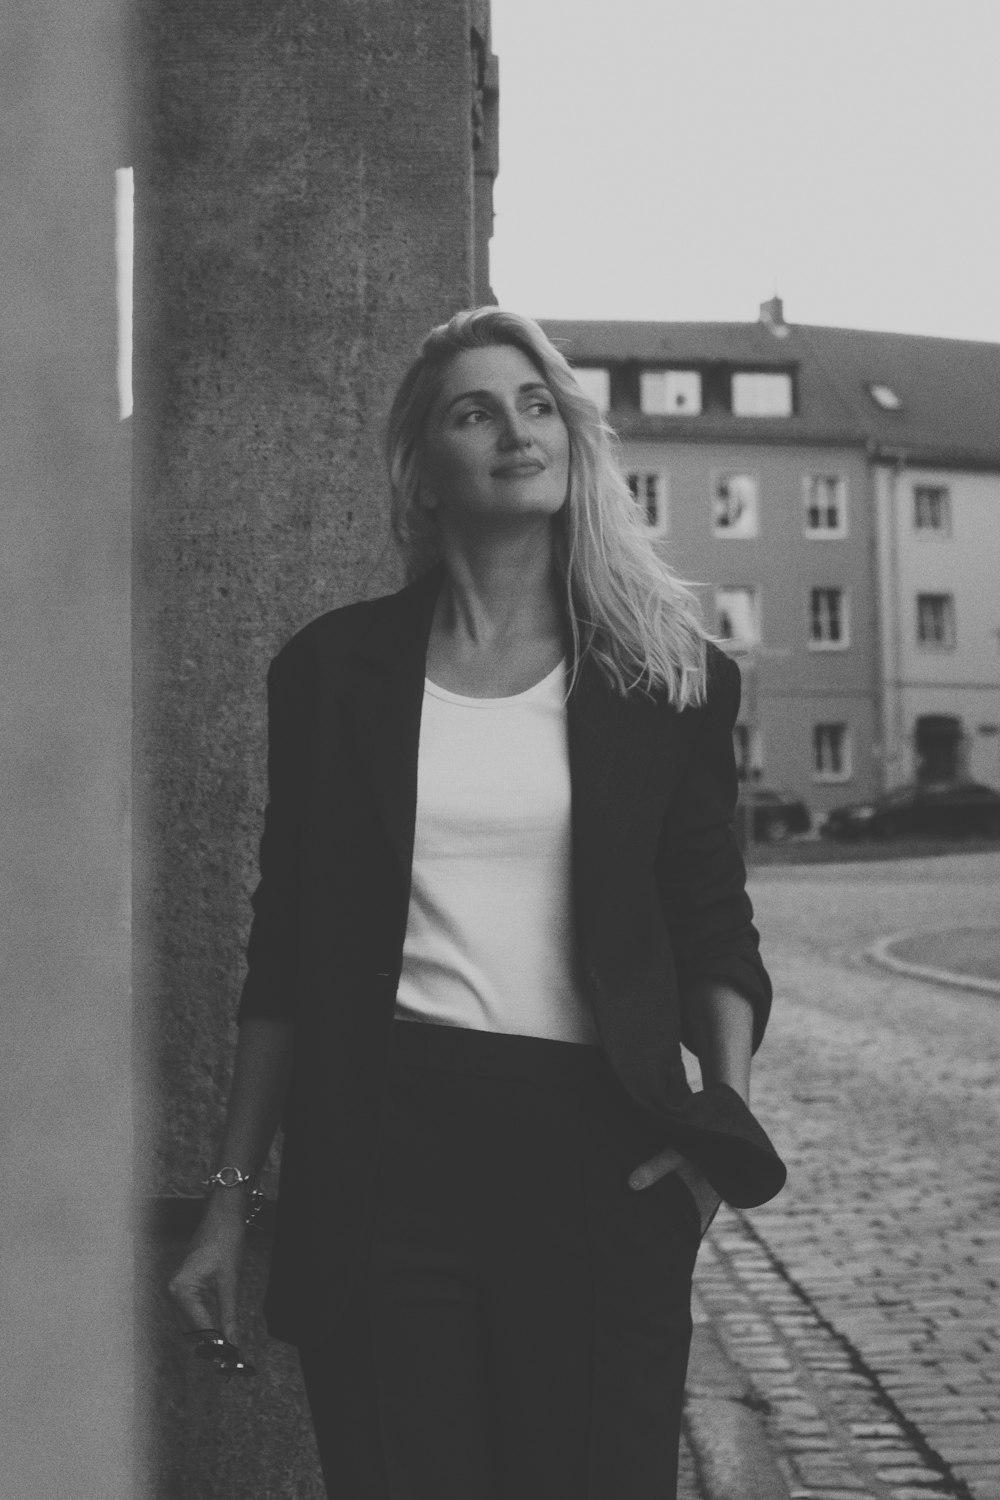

{"left": 731, "top": 369, "right": 795, "bottom": 418}
{"left": 915, "top": 592, "right": 957, "bottom": 651}
{"left": 639, "top": 368, "right": 703, "bottom": 416}
{"left": 812, "top": 722, "right": 852, "bottom": 783}
{"left": 711, "top": 470, "right": 760, "bottom": 539}
{"left": 572, "top": 365, "right": 610, "bottom": 414}
{"left": 912, "top": 484, "right": 953, "bottom": 540}
{"left": 625, "top": 469, "right": 669, "bottom": 538}
{"left": 714, "top": 585, "right": 761, "bottom": 653}
{"left": 732, "top": 722, "right": 764, "bottom": 781}
{"left": 807, "top": 586, "right": 850, "bottom": 651}
{"left": 802, "top": 473, "right": 848, "bottom": 539}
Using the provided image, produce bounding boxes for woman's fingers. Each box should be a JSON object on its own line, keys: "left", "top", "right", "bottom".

{"left": 628, "top": 1148, "right": 723, "bottom": 1234}
{"left": 167, "top": 1235, "right": 244, "bottom": 1346}
{"left": 628, "top": 1146, "right": 685, "bottom": 1190}
{"left": 675, "top": 1159, "right": 723, "bottom": 1235}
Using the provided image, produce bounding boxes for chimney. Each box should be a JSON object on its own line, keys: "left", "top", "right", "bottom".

{"left": 759, "top": 294, "right": 788, "bottom": 337}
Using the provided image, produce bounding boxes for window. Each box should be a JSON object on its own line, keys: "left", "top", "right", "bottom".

{"left": 731, "top": 371, "right": 793, "bottom": 417}
{"left": 573, "top": 366, "right": 610, "bottom": 413}
{"left": 868, "top": 382, "right": 902, "bottom": 411}
{"left": 712, "top": 473, "right": 759, "bottom": 537}
{"left": 803, "top": 474, "right": 847, "bottom": 537}
{"left": 732, "top": 723, "right": 763, "bottom": 781}
{"left": 733, "top": 724, "right": 751, "bottom": 779}
{"left": 916, "top": 593, "right": 956, "bottom": 649}
{"left": 626, "top": 471, "right": 669, "bottom": 537}
{"left": 808, "top": 587, "right": 849, "bottom": 649}
{"left": 715, "top": 587, "right": 760, "bottom": 651}
{"left": 813, "top": 723, "right": 851, "bottom": 781}
{"left": 640, "top": 369, "right": 702, "bottom": 415}
{"left": 913, "top": 485, "right": 952, "bottom": 537}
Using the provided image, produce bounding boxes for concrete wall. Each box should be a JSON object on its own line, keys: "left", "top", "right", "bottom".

{"left": 0, "top": 1, "right": 132, "bottom": 1495}
{"left": 132, "top": 2, "right": 494, "bottom": 1493}
{"left": 620, "top": 438, "right": 881, "bottom": 814}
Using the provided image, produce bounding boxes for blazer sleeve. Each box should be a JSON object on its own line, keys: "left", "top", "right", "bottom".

{"left": 237, "top": 640, "right": 316, "bottom": 1023}
{"left": 654, "top": 648, "right": 772, "bottom": 1053}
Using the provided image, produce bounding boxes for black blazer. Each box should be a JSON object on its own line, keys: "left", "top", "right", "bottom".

{"left": 239, "top": 564, "right": 786, "bottom": 1343}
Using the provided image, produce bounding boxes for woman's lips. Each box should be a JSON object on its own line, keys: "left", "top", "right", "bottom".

{"left": 492, "top": 460, "right": 544, "bottom": 477}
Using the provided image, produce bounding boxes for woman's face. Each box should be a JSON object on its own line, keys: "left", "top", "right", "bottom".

{"left": 419, "top": 345, "right": 570, "bottom": 533}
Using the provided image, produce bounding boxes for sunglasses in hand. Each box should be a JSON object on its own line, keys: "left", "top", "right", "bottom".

{"left": 184, "top": 1328, "right": 257, "bottom": 1378}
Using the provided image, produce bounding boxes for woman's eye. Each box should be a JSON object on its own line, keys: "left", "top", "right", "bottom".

{"left": 528, "top": 400, "right": 555, "bottom": 416}
{"left": 457, "top": 408, "right": 489, "bottom": 425}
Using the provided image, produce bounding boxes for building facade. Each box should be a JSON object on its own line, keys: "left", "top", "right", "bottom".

{"left": 806, "top": 323, "right": 1000, "bottom": 794}
{"left": 876, "top": 465, "right": 1000, "bottom": 790}
{"left": 543, "top": 309, "right": 883, "bottom": 820}
{"left": 544, "top": 307, "right": 1000, "bottom": 820}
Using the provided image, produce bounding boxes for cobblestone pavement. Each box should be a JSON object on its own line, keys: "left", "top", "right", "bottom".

{"left": 699, "top": 852, "right": 1000, "bottom": 1500}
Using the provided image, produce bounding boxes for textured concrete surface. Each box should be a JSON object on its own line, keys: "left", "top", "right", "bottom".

{"left": 133, "top": 0, "right": 485, "bottom": 1198}
{"left": 132, "top": 2, "right": 495, "bottom": 1493}
{"left": 0, "top": 1, "right": 132, "bottom": 1495}
{"left": 142, "top": 1204, "right": 325, "bottom": 1499}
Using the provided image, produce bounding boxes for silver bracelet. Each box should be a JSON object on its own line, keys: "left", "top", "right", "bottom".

{"left": 202, "top": 1166, "right": 264, "bottom": 1226}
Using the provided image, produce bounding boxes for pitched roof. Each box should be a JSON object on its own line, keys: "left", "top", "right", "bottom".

{"left": 540, "top": 318, "right": 1000, "bottom": 469}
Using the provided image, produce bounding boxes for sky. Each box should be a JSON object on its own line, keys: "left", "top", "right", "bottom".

{"left": 489, "top": 0, "right": 1000, "bottom": 342}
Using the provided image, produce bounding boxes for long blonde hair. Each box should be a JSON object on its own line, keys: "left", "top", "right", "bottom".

{"left": 385, "top": 308, "right": 708, "bottom": 707}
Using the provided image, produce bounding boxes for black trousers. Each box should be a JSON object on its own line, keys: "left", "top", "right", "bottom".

{"left": 299, "top": 1019, "right": 701, "bottom": 1500}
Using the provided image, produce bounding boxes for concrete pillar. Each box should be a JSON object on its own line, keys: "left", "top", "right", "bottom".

{"left": 0, "top": 2, "right": 132, "bottom": 1496}
{"left": 133, "top": 2, "right": 496, "bottom": 1493}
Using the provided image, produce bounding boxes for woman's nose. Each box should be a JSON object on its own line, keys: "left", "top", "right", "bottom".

{"left": 497, "top": 408, "right": 531, "bottom": 449}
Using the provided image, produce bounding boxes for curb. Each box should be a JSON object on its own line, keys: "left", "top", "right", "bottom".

{"left": 867, "top": 929, "right": 1000, "bottom": 996}
{"left": 683, "top": 1317, "right": 791, "bottom": 1500}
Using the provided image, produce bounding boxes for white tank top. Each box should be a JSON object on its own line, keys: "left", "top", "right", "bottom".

{"left": 394, "top": 660, "right": 599, "bottom": 1044}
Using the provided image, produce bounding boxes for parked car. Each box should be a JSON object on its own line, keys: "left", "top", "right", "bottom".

{"left": 738, "top": 786, "right": 811, "bottom": 843}
{"left": 821, "top": 781, "right": 1000, "bottom": 841}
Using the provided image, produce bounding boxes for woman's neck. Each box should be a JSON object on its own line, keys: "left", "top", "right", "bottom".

{"left": 426, "top": 525, "right": 567, "bottom": 697}
{"left": 435, "top": 525, "right": 562, "bottom": 651}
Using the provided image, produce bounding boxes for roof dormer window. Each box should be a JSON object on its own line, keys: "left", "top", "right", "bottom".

{"left": 640, "top": 369, "right": 702, "bottom": 416}
{"left": 867, "top": 382, "right": 902, "bottom": 411}
{"left": 731, "top": 370, "right": 794, "bottom": 417}
{"left": 573, "top": 366, "right": 611, "bottom": 413}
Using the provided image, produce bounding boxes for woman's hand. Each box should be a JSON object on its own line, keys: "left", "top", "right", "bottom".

{"left": 629, "top": 1147, "right": 723, "bottom": 1236}
{"left": 167, "top": 1193, "right": 248, "bottom": 1346}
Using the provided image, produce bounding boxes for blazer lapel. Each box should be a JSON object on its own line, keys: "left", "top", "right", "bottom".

{"left": 340, "top": 568, "right": 697, "bottom": 947}
{"left": 567, "top": 658, "right": 693, "bottom": 949}
{"left": 339, "top": 565, "right": 444, "bottom": 876}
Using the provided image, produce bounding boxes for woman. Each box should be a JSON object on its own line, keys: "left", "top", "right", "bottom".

{"left": 169, "top": 307, "right": 786, "bottom": 1499}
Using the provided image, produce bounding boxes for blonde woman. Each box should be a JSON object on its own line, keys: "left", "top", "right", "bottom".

{"left": 169, "top": 308, "right": 786, "bottom": 1499}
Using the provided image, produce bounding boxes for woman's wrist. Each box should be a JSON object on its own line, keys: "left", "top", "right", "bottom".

{"left": 202, "top": 1187, "right": 251, "bottom": 1222}
{"left": 201, "top": 1165, "right": 262, "bottom": 1225}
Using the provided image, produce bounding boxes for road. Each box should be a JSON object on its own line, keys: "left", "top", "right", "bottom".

{"left": 695, "top": 851, "right": 1000, "bottom": 1500}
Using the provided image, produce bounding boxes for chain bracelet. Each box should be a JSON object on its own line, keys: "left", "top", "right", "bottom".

{"left": 202, "top": 1166, "right": 265, "bottom": 1227}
